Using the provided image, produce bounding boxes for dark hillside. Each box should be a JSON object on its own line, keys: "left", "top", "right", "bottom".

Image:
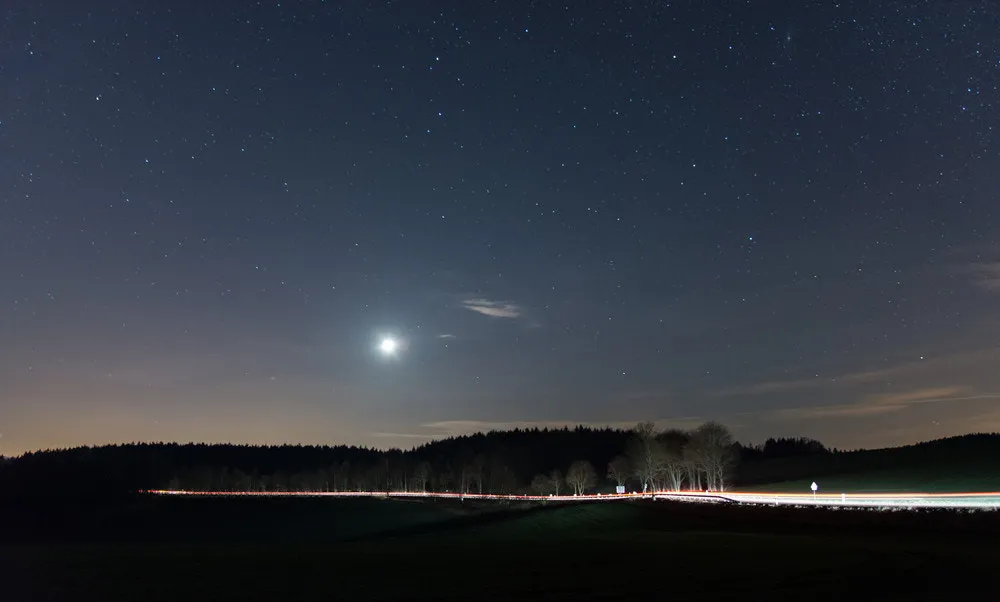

{"left": 736, "top": 433, "right": 1000, "bottom": 491}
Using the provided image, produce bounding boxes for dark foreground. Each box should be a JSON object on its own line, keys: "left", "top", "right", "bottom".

{"left": 2, "top": 495, "right": 997, "bottom": 601}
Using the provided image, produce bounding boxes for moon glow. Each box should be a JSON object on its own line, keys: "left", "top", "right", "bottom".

{"left": 379, "top": 337, "right": 399, "bottom": 356}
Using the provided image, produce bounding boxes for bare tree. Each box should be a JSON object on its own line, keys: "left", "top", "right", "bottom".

{"left": 607, "top": 455, "right": 631, "bottom": 489}
{"left": 565, "top": 460, "right": 597, "bottom": 495}
{"left": 490, "top": 462, "right": 518, "bottom": 495}
{"left": 455, "top": 447, "right": 474, "bottom": 494}
{"left": 683, "top": 433, "right": 709, "bottom": 490}
{"left": 436, "top": 465, "right": 455, "bottom": 492}
{"left": 657, "top": 429, "right": 690, "bottom": 491}
{"left": 412, "top": 460, "right": 432, "bottom": 492}
{"left": 530, "top": 471, "right": 562, "bottom": 496}
{"left": 312, "top": 469, "right": 328, "bottom": 492}
{"left": 486, "top": 454, "right": 504, "bottom": 494}
{"left": 660, "top": 449, "right": 686, "bottom": 491}
{"left": 626, "top": 421, "right": 665, "bottom": 493}
{"left": 682, "top": 455, "right": 702, "bottom": 491}
{"left": 549, "top": 469, "right": 564, "bottom": 496}
{"left": 530, "top": 474, "right": 551, "bottom": 495}
{"left": 471, "top": 454, "right": 487, "bottom": 494}
{"left": 390, "top": 465, "right": 406, "bottom": 492}
{"left": 690, "top": 421, "right": 737, "bottom": 491}
{"left": 331, "top": 460, "right": 349, "bottom": 491}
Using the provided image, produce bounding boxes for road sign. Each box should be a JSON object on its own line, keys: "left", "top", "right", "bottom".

{"left": 616, "top": 485, "right": 625, "bottom": 494}
{"left": 811, "top": 482, "right": 818, "bottom": 494}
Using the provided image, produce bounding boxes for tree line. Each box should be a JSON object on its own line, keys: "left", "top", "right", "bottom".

{"left": 0, "top": 423, "right": 840, "bottom": 499}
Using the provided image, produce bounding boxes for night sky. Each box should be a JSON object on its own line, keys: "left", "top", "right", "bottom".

{"left": 3, "top": 1, "right": 1000, "bottom": 456}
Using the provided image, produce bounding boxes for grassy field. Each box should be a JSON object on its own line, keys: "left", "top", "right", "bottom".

{"left": 2, "top": 495, "right": 998, "bottom": 601}
{"left": 740, "top": 465, "right": 1000, "bottom": 494}
{"left": 735, "top": 434, "right": 1000, "bottom": 493}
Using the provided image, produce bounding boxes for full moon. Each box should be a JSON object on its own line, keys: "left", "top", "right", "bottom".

{"left": 378, "top": 337, "right": 399, "bottom": 356}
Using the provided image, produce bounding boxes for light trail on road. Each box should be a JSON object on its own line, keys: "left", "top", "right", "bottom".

{"left": 144, "top": 489, "right": 1000, "bottom": 509}
{"left": 678, "top": 491, "right": 1000, "bottom": 509}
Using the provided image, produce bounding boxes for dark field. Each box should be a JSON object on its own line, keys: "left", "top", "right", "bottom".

{"left": 736, "top": 435, "right": 1000, "bottom": 494}
{"left": 744, "top": 467, "right": 1000, "bottom": 494}
{"left": 2, "top": 495, "right": 998, "bottom": 601}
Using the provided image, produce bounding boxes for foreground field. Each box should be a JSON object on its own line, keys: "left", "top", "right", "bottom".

{"left": 2, "top": 496, "right": 998, "bottom": 601}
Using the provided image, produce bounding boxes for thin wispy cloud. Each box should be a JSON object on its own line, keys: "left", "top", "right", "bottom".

{"left": 714, "top": 369, "right": 895, "bottom": 397}
{"left": 771, "top": 401, "right": 910, "bottom": 420}
{"left": 714, "top": 350, "right": 1000, "bottom": 399}
{"left": 437, "top": 333, "right": 457, "bottom": 339}
{"left": 369, "top": 432, "right": 439, "bottom": 440}
{"left": 715, "top": 377, "right": 835, "bottom": 397}
{"left": 764, "top": 386, "right": 999, "bottom": 421}
{"left": 868, "top": 387, "right": 966, "bottom": 406}
{"left": 965, "top": 261, "right": 1000, "bottom": 291}
{"left": 610, "top": 389, "right": 672, "bottom": 403}
{"left": 461, "top": 298, "right": 522, "bottom": 319}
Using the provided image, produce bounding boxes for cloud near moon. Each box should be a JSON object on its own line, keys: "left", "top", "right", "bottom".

{"left": 461, "top": 298, "right": 522, "bottom": 319}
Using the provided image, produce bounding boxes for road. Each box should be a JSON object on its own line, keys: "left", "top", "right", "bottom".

{"left": 666, "top": 491, "right": 1000, "bottom": 508}
{"left": 146, "top": 489, "right": 1000, "bottom": 509}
